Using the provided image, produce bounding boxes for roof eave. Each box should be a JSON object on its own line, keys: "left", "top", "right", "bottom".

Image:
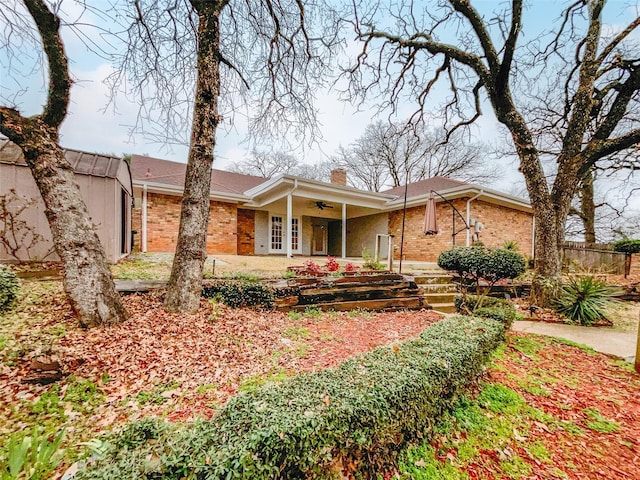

{"left": 384, "top": 185, "right": 531, "bottom": 212}
{"left": 133, "top": 180, "right": 250, "bottom": 203}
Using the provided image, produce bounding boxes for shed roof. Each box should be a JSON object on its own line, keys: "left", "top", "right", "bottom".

{"left": 0, "top": 138, "right": 123, "bottom": 179}
{"left": 130, "top": 154, "right": 268, "bottom": 195}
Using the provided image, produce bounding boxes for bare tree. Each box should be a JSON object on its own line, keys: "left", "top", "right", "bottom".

{"left": 0, "top": 0, "right": 127, "bottom": 327}
{"left": 345, "top": 0, "right": 640, "bottom": 304}
{"left": 230, "top": 149, "right": 298, "bottom": 178}
{"left": 331, "top": 121, "right": 496, "bottom": 192}
{"left": 230, "top": 148, "right": 331, "bottom": 180}
{"left": 113, "top": 0, "right": 338, "bottom": 312}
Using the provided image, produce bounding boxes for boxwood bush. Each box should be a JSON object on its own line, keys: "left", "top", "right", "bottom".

{"left": 78, "top": 316, "right": 506, "bottom": 480}
{"left": 0, "top": 264, "right": 18, "bottom": 313}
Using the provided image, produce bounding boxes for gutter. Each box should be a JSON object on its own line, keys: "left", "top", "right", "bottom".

{"left": 466, "top": 190, "right": 483, "bottom": 246}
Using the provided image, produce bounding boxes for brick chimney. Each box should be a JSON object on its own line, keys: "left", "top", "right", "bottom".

{"left": 330, "top": 168, "right": 347, "bottom": 186}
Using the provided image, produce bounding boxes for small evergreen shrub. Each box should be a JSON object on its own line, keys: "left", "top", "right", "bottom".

{"left": 613, "top": 239, "right": 640, "bottom": 254}
{"left": 554, "top": 276, "right": 619, "bottom": 326}
{"left": 438, "top": 246, "right": 526, "bottom": 285}
{"left": 455, "top": 295, "right": 516, "bottom": 327}
{"left": 202, "top": 280, "right": 274, "bottom": 308}
{"left": 0, "top": 265, "right": 18, "bottom": 313}
{"left": 78, "top": 316, "right": 506, "bottom": 480}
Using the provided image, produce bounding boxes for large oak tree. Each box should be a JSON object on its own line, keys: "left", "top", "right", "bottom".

{"left": 113, "top": 0, "right": 338, "bottom": 312}
{"left": 346, "top": 0, "right": 640, "bottom": 303}
{"left": 0, "top": 0, "right": 127, "bottom": 327}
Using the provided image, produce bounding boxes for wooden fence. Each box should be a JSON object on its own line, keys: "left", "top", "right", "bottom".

{"left": 561, "top": 242, "right": 628, "bottom": 275}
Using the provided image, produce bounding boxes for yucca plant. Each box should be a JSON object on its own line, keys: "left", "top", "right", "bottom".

{"left": 554, "top": 276, "right": 619, "bottom": 326}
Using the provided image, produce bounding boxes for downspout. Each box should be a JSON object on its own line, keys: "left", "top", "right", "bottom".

{"left": 531, "top": 216, "right": 536, "bottom": 258}
{"left": 141, "top": 184, "right": 148, "bottom": 253}
{"left": 465, "top": 190, "right": 483, "bottom": 246}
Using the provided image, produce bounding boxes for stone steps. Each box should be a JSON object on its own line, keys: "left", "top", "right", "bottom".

{"left": 413, "top": 274, "right": 459, "bottom": 314}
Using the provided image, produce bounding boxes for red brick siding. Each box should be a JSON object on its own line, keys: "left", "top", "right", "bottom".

{"left": 237, "top": 208, "right": 255, "bottom": 255}
{"left": 135, "top": 192, "right": 238, "bottom": 254}
{"left": 389, "top": 198, "right": 533, "bottom": 262}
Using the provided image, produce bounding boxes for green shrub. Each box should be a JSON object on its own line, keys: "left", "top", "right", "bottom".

{"left": 78, "top": 316, "right": 506, "bottom": 480}
{"left": 0, "top": 264, "right": 19, "bottom": 313}
{"left": 202, "top": 280, "right": 274, "bottom": 308}
{"left": 613, "top": 239, "right": 640, "bottom": 254}
{"left": 455, "top": 295, "right": 516, "bottom": 327}
{"left": 554, "top": 276, "right": 619, "bottom": 326}
{"left": 438, "top": 246, "right": 526, "bottom": 286}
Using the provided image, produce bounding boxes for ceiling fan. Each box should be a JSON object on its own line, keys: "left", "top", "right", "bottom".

{"left": 314, "top": 201, "right": 334, "bottom": 210}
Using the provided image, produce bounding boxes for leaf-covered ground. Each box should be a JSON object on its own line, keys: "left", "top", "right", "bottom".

{"left": 1, "top": 279, "right": 639, "bottom": 479}
{"left": 0, "top": 280, "right": 440, "bottom": 474}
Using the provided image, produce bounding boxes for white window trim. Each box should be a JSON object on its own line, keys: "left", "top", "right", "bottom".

{"left": 268, "top": 214, "right": 301, "bottom": 254}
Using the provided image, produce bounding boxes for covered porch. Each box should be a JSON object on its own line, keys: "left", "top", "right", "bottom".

{"left": 242, "top": 176, "right": 396, "bottom": 258}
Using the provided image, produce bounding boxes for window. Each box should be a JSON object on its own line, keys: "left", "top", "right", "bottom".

{"left": 269, "top": 215, "right": 301, "bottom": 253}
{"left": 291, "top": 217, "right": 299, "bottom": 251}
{"left": 271, "top": 216, "right": 283, "bottom": 251}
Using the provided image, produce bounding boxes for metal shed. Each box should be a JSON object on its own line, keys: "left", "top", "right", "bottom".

{"left": 0, "top": 138, "right": 133, "bottom": 263}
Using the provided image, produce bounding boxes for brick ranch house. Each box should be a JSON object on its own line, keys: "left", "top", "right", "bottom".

{"left": 131, "top": 155, "right": 535, "bottom": 262}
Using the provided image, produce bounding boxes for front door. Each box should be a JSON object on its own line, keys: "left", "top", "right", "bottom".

{"left": 312, "top": 224, "right": 327, "bottom": 255}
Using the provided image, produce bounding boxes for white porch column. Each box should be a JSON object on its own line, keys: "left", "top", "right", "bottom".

{"left": 141, "top": 184, "right": 148, "bottom": 253}
{"left": 341, "top": 202, "right": 347, "bottom": 259}
{"left": 286, "top": 192, "right": 293, "bottom": 258}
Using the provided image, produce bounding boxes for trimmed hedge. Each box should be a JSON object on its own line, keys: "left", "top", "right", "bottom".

{"left": 0, "top": 265, "right": 18, "bottom": 313}
{"left": 78, "top": 316, "right": 506, "bottom": 480}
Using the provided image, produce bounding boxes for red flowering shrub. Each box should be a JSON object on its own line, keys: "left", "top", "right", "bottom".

{"left": 325, "top": 256, "right": 340, "bottom": 272}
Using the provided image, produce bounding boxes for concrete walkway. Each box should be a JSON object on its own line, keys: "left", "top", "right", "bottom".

{"left": 512, "top": 321, "right": 637, "bottom": 363}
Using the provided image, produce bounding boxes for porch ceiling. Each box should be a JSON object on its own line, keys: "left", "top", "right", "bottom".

{"left": 250, "top": 196, "right": 382, "bottom": 219}
{"left": 243, "top": 176, "right": 395, "bottom": 211}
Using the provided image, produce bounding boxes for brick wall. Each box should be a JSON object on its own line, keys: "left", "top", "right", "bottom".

{"left": 133, "top": 192, "right": 238, "bottom": 254}
{"left": 388, "top": 198, "right": 534, "bottom": 262}
{"left": 237, "top": 208, "right": 255, "bottom": 255}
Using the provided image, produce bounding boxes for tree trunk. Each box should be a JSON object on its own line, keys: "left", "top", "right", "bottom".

{"left": 579, "top": 170, "right": 597, "bottom": 243}
{"left": 164, "top": 3, "right": 222, "bottom": 312}
{"left": 0, "top": 0, "right": 127, "bottom": 328}
{"left": 26, "top": 135, "right": 128, "bottom": 328}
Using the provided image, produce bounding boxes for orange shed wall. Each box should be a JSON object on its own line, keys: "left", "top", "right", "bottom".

{"left": 134, "top": 192, "right": 238, "bottom": 254}
{"left": 388, "top": 198, "right": 533, "bottom": 262}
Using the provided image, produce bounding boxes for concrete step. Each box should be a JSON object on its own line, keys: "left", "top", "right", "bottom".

{"left": 427, "top": 302, "right": 457, "bottom": 314}
{"left": 421, "top": 292, "right": 459, "bottom": 304}
{"left": 417, "top": 283, "right": 458, "bottom": 294}
{"left": 413, "top": 274, "right": 454, "bottom": 285}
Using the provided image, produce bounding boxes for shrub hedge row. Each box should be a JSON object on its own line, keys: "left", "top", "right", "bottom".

{"left": 79, "top": 316, "right": 506, "bottom": 480}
